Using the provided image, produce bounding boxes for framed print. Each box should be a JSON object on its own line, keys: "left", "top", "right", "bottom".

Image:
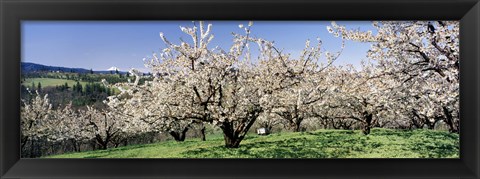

{"left": 18, "top": 20, "right": 461, "bottom": 159}
{"left": 1, "top": 0, "right": 479, "bottom": 178}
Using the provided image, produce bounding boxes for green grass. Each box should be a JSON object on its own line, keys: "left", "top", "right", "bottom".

{"left": 46, "top": 128, "right": 459, "bottom": 158}
{"left": 22, "top": 78, "right": 88, "bottom": 88}
{"left": 22, "top": 78, "right": 121, "bottom": 94}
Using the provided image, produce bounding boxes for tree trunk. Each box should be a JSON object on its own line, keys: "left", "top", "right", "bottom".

{"left": 169, "top": 127, "right": 189, "bottom": 142}
{"left": 292, "top": 120, "right": 303, "bottom": 132}
{"left": 221, "top": 123, "right": 243, "bottom": 148}
{"left": 30, "top": 139, "right": 35, "bottom": 158}
{"left": 149, "top": 133, "right": 155, "bottom": 143}
{"left": 90, "top": 140, "right": 97, "bottom": 150}
{"left": 264, "top": 125, "right": 272, "bottom": 135}
{"left": 21, "top": 136, "right": 29, "bottom": 152}
{"left": 180, "top": 127, "right": 189, "bottom": 141}
{"left": 425, "top": 119, "right": 435, "bottom": 130}
{"left": 362, "top": 113, "right": 373, "bottom": 135}
{"left": 70, "top": 139, "right": 81, "bottom": 152}
{"left": 411, "top": 110, "right": 425, "bottom": 129}
{"left": 99, "top": 142, "right": 108, "bottom": 150}
{"left": 362, "top": 125, "right": 371, "bottom": 135}
{"left": 223, "top": 134, "right": 242, "bottom": 148}
{"left": 169, "top": 131, "right": 183, "bottom": 141}
{"left": 95, "top": 135, "right": 109, "bottom": 150}
{"left": 200, "top": 126, "right": 206, "bottom": 141}
{"left": 443, "top": 106, "right": 459, "bottom": 133}
{"left": 220, "top": 109, "right": 261, "bottom": 148}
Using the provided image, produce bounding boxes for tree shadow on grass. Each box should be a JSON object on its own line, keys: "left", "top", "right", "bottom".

{"left": 181, "top": 129, "right": 459, "bottom": 158}
{"left": 181, "top": 135, "right": 374, "bottom": 158}
{"left": 182, "top": 138, "right": 328, "bottom": 158}
{"left": 406, "top": 130, "right": 459, "bottom": 158}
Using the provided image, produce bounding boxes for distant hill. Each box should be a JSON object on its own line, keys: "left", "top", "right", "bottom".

{"left": 21, "top": 62, "right": 129, "bottom": 74}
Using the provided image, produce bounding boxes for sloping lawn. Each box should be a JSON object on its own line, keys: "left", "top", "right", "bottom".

{"left": 23, "top": 78, "right": 88, "bottom": 88}
{"left": 46, "top": 128, "right": 459, "bottom": 158}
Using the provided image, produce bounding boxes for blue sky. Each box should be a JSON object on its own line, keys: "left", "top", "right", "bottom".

{"left": 22, "top": 21, "right": 374, "bottom": 72}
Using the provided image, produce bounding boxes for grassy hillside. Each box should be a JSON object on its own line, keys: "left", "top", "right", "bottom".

{"left": 22, "top": 77, "right": 124, "bottom": 94}
{"left": 46, "top": 128, "right": 459, "bottom": 158}
{"left": 22, "top": 78, "right": 88, "bottom": 88}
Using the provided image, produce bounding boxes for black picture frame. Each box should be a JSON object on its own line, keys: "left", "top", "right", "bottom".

{"left": 1, "top": 0, "right": 479, "bottom": 178}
